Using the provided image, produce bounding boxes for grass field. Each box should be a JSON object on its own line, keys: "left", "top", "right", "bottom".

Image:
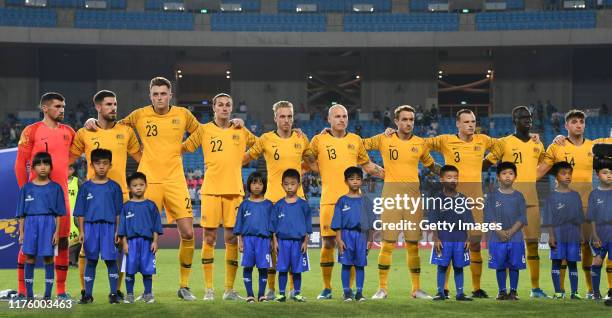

{"left": 0, "top": 248, "right": 609, "bottom": 317}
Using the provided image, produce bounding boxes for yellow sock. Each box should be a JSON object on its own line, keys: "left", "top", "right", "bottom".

{"left": 560, "top": 261, "right": 567, "bottom": 291}
{"left": 444, "top": 266, "right": 451, "bottom": 291}
{"left": 377, "top": 241, "right": 394, "bottom": 291}
{"left": 225, "top": 243, "right": 239, "bottom": 290}
{"left": 201, "top": 242, "right": 214, "bottom": 289}
{"left": 526, "top": 242, "right": 540, "bottom": 289}
{"left": 320, "top": 246, "right": 335, "bottom": 290}
{"left": 178, "top": 238, "right": 194, "bottom": 288}
{"left": 78, "top": 248, "right": 86, "bottom": 291}
{"left": 406, "top": 242, "right": 421, "bottom": 293}
{"left": 582, "top": 243, "right": 593, "bottom": 293}
{"left": 350, "top": 267, "right": 356, "bottom": 288}
{"left": 117, "top": 271, "right": 124, "bottom": 292}
{"left": 289, "top": 273, "right": 294, "bottom": 291}
{"left": 607, "top": 259, "right": 612, "bottom": 289}
{"left": 469, "top": 250, "right": 483, "bottom": 291}
{"left": 268, "top": 250, "right": 277, "bottom": 291}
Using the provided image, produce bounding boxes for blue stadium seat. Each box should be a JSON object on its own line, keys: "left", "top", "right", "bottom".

{"left": 74, "top": 9, "right": 194, "bottom": 30}
{"left": 476, "top": 10, "right": 596, "bottom": 31}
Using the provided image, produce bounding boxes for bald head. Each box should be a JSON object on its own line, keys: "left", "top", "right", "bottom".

{"left": 328, "top": 104, "right": 348, "bottom": 132}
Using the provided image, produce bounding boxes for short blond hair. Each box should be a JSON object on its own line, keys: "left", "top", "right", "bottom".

{"left": 328, "top": 104, "right": 348, "bottom": 117}
{"left": 272, "top": 101, "right": 294, "bottom": 115}
{"left": 394, "top": 105, "right": 415, "bottom": 119}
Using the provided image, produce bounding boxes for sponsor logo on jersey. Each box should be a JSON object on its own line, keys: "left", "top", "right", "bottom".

{"left": 25, "top": 195, "right": 35, "bottom": 202}
{"left": 596, "top": 198, "right": 604, "bottom": 205}
{"left": 342, "top": 205, "right": 351, "bottom": 212}
{"left": 557, "top": 203, "right": 565, "bottom": 210}
{"left": 244, "top": 210, "right": 251, "bottom": 217}
{"left": 86, "top": 193, "right": 94, "bottom": 200}
{"left": 495, "top": 201, "right": 502, "bottom": 208}
{"left": 126, "top": 211, "right": 135, "bottom": 219}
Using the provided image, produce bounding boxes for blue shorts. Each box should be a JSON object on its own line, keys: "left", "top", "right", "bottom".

{"left": 550, "top": 242, "right": 581, "bottom": 262}
{"left": 276, "top": 239, "right": 309, "bottom": 273}
{"left": 84, "top": 222, "right": 118, "bottom": 261}
{"left": 241, "top": 236, "right": 272, "bottom": 269}
{"left": 22, "top": 215, "right": 56, "bottom": 257}
{"left": 430, "top": 241, "right": 470, "bottom": 268}
{"left": 488, "top": 241, "right": 526, "bottom": 270}
{"left": 338, "top": 229, "right": 368, "bottom": 267}
{"left": 121, "top": 237, "right": 156, "bottom": 275}
{"left": 591, "top": 241, "right": 612, "bottom": 260}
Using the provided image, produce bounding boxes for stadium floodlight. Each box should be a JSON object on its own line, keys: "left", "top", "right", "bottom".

{"left": 563, "top": 1, "right": 587, "bottom": 9}
{"left": 226, "top": 75, "right": 231, "bottom": 79}
{"left": 220, "top": 3, "right": 243, "bottom": 12}
{"left": 177, "top": 70, "right": 182, "bottom": 74}
{"left": 164, "top": 2, "right": 185, "bottom": 12}
{"left": 308, "top": 75, "right": 313, "bottom": 79}
{"left": 25, "top": 0, "right": 47, "bottom": 8}
{"left": 226, "top": 70, "right": 231, "bottom": 74}
{"left": 200, "top": 9, "right": 208, "bottom": 14}
{"left": 352, "top": 4, "right": 374, "bottom": 12}
{"left": 356, "top": 75, "right": 361, "bottom": 79}
{"left": 85, "top": 1, "right": 107, "bottom": 9}
{"left": 296, "top": 4, "right": 318, "bottom": 13}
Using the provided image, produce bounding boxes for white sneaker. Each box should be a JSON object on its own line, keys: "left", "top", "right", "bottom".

{"left": 371, "top": 288, "right": 388, "bottom": 300}
{"left": 203, "top": 288, "right": 215, "bottom": 301}
{"left": 265, "top": 290, "right": 276, "bottom": 301}
{"left": 177, "top": 287, "right": 196, "bottom": 301}
{"left": 412, "top": 289, "right": 432, "bottom": 300}
{"left": 222, "top": 289, "right": 244, "bottom": 301}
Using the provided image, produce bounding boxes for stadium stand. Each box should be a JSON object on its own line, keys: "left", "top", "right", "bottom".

{"left": 211, "top": 13, "right": 326, "bottom": 32}
{"left": 344, "top": 12, "right": 459, "bottom": 32}
{"left": 0, "top": 7, "right": 56, "bottom": 27}
{"left": 220, "top": 0, "right": 261, "bottom": 12}
{"left": 278, "top": 0, "right": 391, "bottom": 13}
{"left": 476, "top": 10, "right": 596, "bottom": 31}
{"left": 74, "top": 9, "right": 195, "bottom": 30}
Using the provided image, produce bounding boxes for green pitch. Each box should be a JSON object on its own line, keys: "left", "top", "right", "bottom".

{"left": 0, "top": 248, "right": 609, "bottom": 317}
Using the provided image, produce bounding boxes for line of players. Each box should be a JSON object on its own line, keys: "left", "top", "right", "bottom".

{"left": 13, "top": 75, "right": 612, "bottom": 303}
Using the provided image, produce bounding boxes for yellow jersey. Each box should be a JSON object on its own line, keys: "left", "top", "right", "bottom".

{"left": 485, "top": 135, "right": 545, "bottom": 205}
{"left": 247, "top": 131, "right": 309, "bottom": 202}
{"left": 363, "top": 133, "right": 433, "bottom": 183}
{"left": 543, "top": 138, "right": 595, "bottom": 183}
{"left": 594, "top": 137, "right": 612, "bottom": 144}
{"left": 183, "top": 122, "right": 256, "bottom": 196}
{"left": 121, "top": 106, "right": 200, "bottom": 183}
{"left": 70, "top": 123, "right": 140, "bottom": 194}
{"left": 307, "top": 132, "right": 369, "bottom": 205}
{"left": 486, "top": 135, "right": 545, "bottom": 183}
{"left": 427, "top": 134, "right": 496, "bottom": 183}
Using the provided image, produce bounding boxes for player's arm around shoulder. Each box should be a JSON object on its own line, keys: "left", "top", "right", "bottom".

{"left": 182, "top": 124, "right": 205, "bottom": 153}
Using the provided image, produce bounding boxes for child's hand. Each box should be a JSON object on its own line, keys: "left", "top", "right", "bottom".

{"left": 122, "top": 241, "right": 129, "bottom": 254}
{"left": 238, "top": 239, "right": 243, "bottom": 253}
{"left": 301, "top": 241, "right": 308, "bottom": 253}
{"left": 549, "top": 236, "right": 557, "bottom": 249}
{"left": 337, "top": 240, "right": 345, "bottom": 255}
{"left": 52, "top": 232, "right": 59, "bottom": 246}
{"left": 150, "top": 242, "right": 158, "bottom": 254}
{"left": 366, "top": 241, "right": 373, "bottom": 251}
{"left": 115, "top": 233, "right": 120, "bottom": 244}
{"left": 79, "top": 232, "right": 84, "bottom": 244}
{"left": 495, "top": 230, "right": 506, "bottom": 242}
{"left": 18, "top": 233, "right": 23, "bottom": 245}
{"left": 273, "top": 240, "right": 279, "bottom": 254}
{"left": 434, "top": 239, "right": 443, "bottom": 256}
{"left": 593, "top": 237, "right": 602, "bottom": 249}
{"left": 464, "top": 240, "right": 470, "bottom": 251}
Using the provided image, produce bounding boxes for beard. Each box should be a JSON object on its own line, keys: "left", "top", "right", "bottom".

{"left": 102, "top": 113, "right": 117, "bottom": 122}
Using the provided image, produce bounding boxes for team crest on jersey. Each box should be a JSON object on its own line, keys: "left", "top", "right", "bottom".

{"left": 172, "top": 118, "right": 180, "bottom": 125}
{"left": 116, "top": 134, "right": 124, "bottom": 140}
{"left": 64, "top": 134, "right": 70, "bottom": 141}
{"left": 294, "top": 143, "right": 302, "bottom": 149}
{"left": 411, "top": 147, "right": 419, "bottom": 153}
{"left": 347, "top": 144, "right": 355, "bottom": 150}
{"left": 533, "top": 147, "right": 540, "bottom": 153}
{"left": 232, "top": 134, "right": 240, "bottom": 141}
{"left": 474, "top": 146, "right": 481, "bottom": 151}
